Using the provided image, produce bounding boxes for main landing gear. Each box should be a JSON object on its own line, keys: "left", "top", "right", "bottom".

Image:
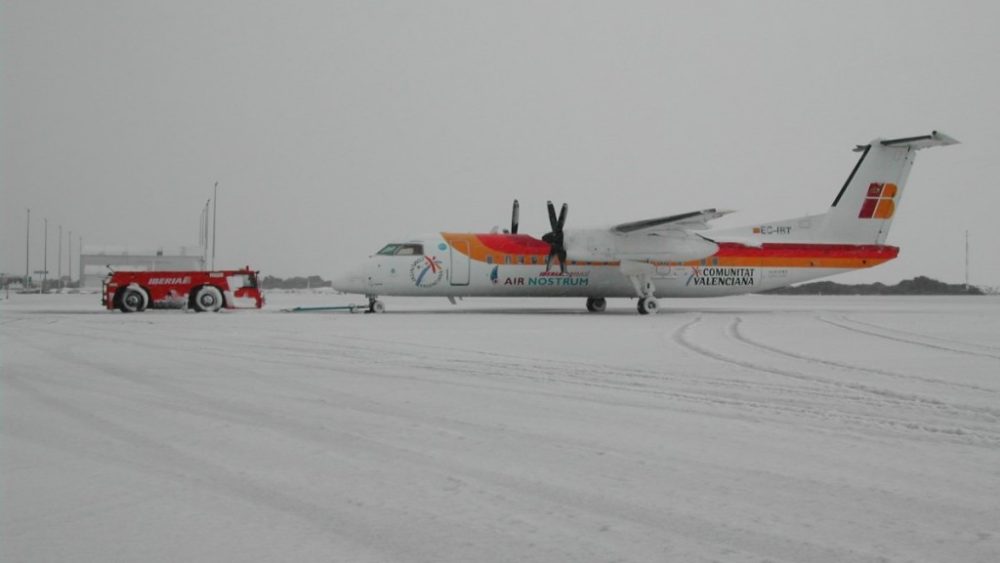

{"left": 624, "top": 266, "right": 659, "bottom": 315}
{"left": 636, "top": 296, "right": 659, "bottom": 315}
{"left": 586, "top": 297, "right": 607, "bottom": 313}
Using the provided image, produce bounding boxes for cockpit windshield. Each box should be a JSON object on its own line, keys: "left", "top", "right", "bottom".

{"left": 376, "top": 243, "right": 424, "bottom": 256}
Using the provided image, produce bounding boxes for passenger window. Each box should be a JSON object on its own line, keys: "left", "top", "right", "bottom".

{"left": 486, "top": 256, "right": 494, "bottom": 264}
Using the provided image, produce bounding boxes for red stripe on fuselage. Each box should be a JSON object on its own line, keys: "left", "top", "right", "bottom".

{"left": 474, "top": 234, "right": 551, "bottom": 255}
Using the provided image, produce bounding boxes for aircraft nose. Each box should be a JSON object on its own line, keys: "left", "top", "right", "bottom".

{"left": 331, "top": 267, "right": 369, "bottom": 295}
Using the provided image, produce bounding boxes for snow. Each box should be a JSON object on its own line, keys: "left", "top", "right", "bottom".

{"left": 2, "top": 292, "right": 999, "bottom": 562}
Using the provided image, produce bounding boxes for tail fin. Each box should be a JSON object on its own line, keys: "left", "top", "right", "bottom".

{"left": 821, "top": 131, "right": 958, "bottom": 244}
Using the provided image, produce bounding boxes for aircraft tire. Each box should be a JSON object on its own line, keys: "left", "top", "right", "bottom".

{"left": 586, "top": 297, "right": 607, "bottom": 313}
{"left": 637, "top": 297, "right": 658, "bottom": 315}
{"left": 370, "top": 300, "right": 386, "bottom": 314}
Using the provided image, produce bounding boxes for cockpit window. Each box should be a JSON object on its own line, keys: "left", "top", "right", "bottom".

{"left": 376, "top": 243, "right": 423, "bottom": 256}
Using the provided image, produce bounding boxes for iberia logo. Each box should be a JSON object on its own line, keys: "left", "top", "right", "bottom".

{"left": 858, "top": 182, "right": 897, "bottom": 219}
{"left": 410, "top": 256, "right": 444, "bottom": 287}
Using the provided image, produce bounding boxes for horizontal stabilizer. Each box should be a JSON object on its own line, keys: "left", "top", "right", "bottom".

{"left": 612, "top": 209, "right": 734, "bottom": 234}
{"left": 854, "top": 130, "right": 959, "bottom": 152}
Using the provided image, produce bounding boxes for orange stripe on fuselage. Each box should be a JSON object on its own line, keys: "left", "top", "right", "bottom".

{"left": 440, "top": 233, "right": 899, "bottom": 269}
{"left": 442, "top": 233, "right": 549, "bottom": 263}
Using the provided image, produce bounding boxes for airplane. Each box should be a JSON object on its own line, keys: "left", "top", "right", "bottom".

{"left": 332, "top": 131, "right": 958, "bottom": 314}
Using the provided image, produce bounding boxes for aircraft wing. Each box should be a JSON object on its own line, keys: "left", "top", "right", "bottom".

{"left": 611, "top": 208, "right": 734, "bottom": 234}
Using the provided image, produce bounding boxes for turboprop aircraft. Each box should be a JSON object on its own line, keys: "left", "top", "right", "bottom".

{"left": 332, "top": 131, "right": 958, "bottom": 314}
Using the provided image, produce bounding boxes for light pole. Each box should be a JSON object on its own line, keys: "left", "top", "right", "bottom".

{"left": 43, "top": 218, "right": 48, "bottom": 293}
{"left": 212, "top": 181, "right": 218, "bottom": 270}
{"left": 58, "top": 225, "right": 63, "bottom": 289}
{"left": 25, "top": 208, "right": 30, "bottom": 287}
{"left": 203, "top": 199, "right": 210, "bottom": 269}
{"left": 68, "top": 230, "right": 72, "bottom": 285}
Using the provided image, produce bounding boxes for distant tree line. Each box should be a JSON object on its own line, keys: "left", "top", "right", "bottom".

{"left": 766, "top": 276, "right": 983, "bottom": 296}
{"left": 260, "top": 275, "right": 332, "bottom": 290}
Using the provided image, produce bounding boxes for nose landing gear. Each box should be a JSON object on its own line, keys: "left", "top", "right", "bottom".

{"left": 367, "top": 297, "right": 385, "bottom": 314}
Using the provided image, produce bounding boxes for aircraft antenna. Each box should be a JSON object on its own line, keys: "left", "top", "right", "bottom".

{"left": 965, "top": 230, "right": 969, "bottom": 291}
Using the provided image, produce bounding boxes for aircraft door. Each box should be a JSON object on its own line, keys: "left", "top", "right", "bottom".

{"left": 450, "top": 241, "right": 470, "bottom": 285}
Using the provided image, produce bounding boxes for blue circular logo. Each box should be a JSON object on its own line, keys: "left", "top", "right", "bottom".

{"left": 438, "top": 243, "right": 447, "bottom": 251}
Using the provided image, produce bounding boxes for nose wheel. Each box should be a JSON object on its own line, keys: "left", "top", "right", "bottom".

{"left": 368, "top": 298, "right": 385, "bottom": 314}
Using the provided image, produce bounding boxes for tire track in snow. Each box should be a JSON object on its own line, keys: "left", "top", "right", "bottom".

{"left": 14, "top": 312, "right": 874, "bottom": 429}
{"left": 671, "top": 316, "right": 1000, "bottom": 444}
{"left": 8, "top": 316, "right": 758, "bottom": 425}
{"left": 731, "top": 317, "right": 999, "bottom": 395}
{"left": 257, "top": 331, "right": 876, "bottom": 417}
{"left": 843, "top": 315, "right": 1000, "bottom": 353}
{"left": 820, "top": 316, "right": 1000, "bottom": 361}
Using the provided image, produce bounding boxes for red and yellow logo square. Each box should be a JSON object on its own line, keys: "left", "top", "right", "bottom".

{"left": 858, "top": 182, "right": 897, "bottom": 219}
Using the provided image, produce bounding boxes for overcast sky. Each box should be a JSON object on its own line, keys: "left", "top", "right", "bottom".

{"left": 3, "top": 1, "right": 998, "bottom": 285}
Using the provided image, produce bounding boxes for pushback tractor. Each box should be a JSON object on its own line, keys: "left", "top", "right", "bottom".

{"left": 102, "top": 268, "right": 264, "bottom": 313}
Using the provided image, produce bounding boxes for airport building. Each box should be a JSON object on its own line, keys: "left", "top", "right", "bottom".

{"left": 79, "top": 245, "right": 206, "bottom": 288}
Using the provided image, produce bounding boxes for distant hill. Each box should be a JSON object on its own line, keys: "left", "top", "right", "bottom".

{"left": 766, "top": 276, "right": 983, "bottom": 295}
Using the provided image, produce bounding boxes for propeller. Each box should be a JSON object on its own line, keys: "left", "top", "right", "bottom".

{"left": 541, "top": 201, "right": 568, "bottom": 274}
{"left": 511, "top": 199, "right": 519, "bottom": 234}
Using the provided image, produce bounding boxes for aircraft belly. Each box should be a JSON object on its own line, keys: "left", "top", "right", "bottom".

{"left": 373, "top": 253, "right": 858, "bottom": 299}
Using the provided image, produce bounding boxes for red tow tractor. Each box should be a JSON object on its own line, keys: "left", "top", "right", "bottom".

{"left": 102, "top": 268, "right": 264, "bottom": 312}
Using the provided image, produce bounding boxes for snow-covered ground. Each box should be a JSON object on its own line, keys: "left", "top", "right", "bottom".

{"left": 2, "top": 292, "right": 999, "bottom": 562}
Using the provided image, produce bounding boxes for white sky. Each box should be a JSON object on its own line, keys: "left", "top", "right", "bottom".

{"left": 2, "top": 1, "right": 998, "bottom": 285}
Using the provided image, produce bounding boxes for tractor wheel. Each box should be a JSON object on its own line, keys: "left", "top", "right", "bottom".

{"left": 193, "top": 286, "right": 224, "bottom": 312}
{"left": 119, "top": 287, "right": 149, "bottom": 313}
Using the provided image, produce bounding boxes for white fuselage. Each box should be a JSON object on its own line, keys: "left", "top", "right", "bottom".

{"left": 332, "top": 233, "right": 895, "bottom": 300}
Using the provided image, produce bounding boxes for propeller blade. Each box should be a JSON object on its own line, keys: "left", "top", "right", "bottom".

{"left": 511, "top": 199, "right": 519, "bottom": 234}
{"left": 542, "top": 201, "right": 569, "bottom": 273}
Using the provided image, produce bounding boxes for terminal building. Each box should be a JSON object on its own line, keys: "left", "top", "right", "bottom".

{"left": 79, "top": 246, "right": 206, "bottom": 288}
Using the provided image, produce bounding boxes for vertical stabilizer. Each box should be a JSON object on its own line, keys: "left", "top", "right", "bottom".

{"left": 822, "top": 131, "right": 958, "bottom": 244}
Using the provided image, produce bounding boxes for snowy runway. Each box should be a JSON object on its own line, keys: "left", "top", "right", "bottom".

{"left": 3, "top": 294, "right": 999, "bottom": 562}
